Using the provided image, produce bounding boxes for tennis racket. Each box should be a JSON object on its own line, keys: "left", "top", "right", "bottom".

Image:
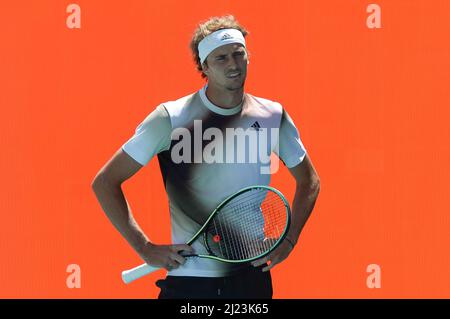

{"left": 122, "top": 185, "right": 291, "bottom": 284}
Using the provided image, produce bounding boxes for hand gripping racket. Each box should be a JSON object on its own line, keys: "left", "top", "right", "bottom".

{"left": 122, "top": 185, "right": 291, "bottom": 284}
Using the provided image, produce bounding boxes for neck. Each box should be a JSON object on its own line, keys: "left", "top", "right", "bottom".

{"left": 205, "top": 83, "right": 244, "bottom": 109}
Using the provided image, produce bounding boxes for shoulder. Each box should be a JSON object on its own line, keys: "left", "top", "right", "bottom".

{"left": 161, "top": 91, "right": 201, "bottom": 128}
{"left": 245, "top": 93, "right": 283, "bottom": 115}
{"left": 162, "top": 92, "right": 196, "bottom": 109}
{"left": 161, "top": 92, "right": 198, "bottom": 117}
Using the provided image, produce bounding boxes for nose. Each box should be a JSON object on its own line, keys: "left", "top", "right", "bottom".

{"left": 227, "top": 56, "right": 239, "bottom": 70}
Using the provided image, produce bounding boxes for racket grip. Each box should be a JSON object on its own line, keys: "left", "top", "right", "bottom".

{"left": 121, "top": 263, "right": 160, "bottom": 284}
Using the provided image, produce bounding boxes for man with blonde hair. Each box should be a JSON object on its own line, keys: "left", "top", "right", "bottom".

{"left": 92, "top": 15, "right": 320, "bottom": 299}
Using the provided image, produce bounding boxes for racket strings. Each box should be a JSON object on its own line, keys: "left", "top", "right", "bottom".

{"left": 206, "top": 189, "right": 288, "bottom": 261}
{"left": 216, "top": 196, "right": 286, "bottom": 260}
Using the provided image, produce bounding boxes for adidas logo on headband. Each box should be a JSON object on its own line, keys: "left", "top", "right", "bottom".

{"left": 221, "top": 33, "right": 233, "bottom": 41}
{"left": 198, "top": 29, "right": 246, "bottom": 64}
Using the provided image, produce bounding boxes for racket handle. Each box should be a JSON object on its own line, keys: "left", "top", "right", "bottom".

{"left": 121, "top": 263, "right": 160, "bottom": 284}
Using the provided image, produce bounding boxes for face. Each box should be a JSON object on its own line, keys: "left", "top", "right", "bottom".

{"left": 202, "top": 43, "right": 249, "bottom": 91}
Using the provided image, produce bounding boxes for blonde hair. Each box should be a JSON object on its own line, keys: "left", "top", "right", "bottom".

{"left": 190, "top": 15, "right": 249, "bottom": 78}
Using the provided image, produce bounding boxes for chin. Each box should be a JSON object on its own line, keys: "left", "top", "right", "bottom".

{"left": 226, "top": 80, "right": 246, "bottom": 91}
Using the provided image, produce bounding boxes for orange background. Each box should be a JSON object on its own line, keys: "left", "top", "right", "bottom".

{"left": 1, "top": 0, "right": 449, "bottom": 298}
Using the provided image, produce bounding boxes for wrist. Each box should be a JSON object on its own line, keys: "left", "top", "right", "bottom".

{"left": 285, "top": 236, "right": 296, "bottom": 248}
{"left": 135, "top": 239, "right": 153, "bottom": 255}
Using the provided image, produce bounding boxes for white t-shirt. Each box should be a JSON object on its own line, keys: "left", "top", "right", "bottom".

{"left": 122, "top": 85, "right": 307, "bottom": 277}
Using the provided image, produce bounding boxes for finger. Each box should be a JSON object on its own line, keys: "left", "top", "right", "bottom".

{"left": 262, "top": 260, "right": 275, "bottom": 272}
{"left": 172, "top": 244, "right": 194, "bottom": 254}
{"left": 262, "top": 264, "right": 272, "bottom": 272}
{"left": 262, "top": 255, "right": 283, "bottom": 272}
{"left": 169, "top": 252, "right": 187, "bottom": 265}
{"left": 164, "top": 260, "right": 180, "bottom": 271}
{"left": 251, "top": 256, "right": 269, "bottom": 267}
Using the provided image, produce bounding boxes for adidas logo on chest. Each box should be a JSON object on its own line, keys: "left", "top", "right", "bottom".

{"left": 250, "top": 121, "right": 261, "bottom": 131}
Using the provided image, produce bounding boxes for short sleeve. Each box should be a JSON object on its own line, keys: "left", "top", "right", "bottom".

{"left": 274, "top": 109, "right": 307, "bottom": 168}
{"left": 121, "top": 105, "right": 172, "bottom": 166}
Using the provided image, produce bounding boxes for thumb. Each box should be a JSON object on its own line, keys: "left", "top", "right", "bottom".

{"left": 173, "top": 244, "right": 194, "bottom": 253}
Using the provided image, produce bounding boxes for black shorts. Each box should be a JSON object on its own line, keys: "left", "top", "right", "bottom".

{"left": 156, "top": 265, "right": 273, "bottom": 299}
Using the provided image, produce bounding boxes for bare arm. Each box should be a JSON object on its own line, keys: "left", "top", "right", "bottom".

{"left": 91, "top": 148, "right": 192, "bottom": 270}
{"left": 91, "top": 148, "right": 148, "bottom": 253}
{"left": 285, "top": 154, "right": 321, "bottom": 244}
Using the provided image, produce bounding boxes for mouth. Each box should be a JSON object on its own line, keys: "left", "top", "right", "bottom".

{"left": 226, "top": 71, "right": 241, "bottom": 79}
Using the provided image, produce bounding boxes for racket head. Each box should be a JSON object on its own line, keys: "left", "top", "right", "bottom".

{"left": 200, "top": 185, "right": 291, "bottom": 263}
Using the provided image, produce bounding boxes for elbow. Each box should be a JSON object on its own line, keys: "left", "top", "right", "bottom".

{"left": 312, "top": 175, "right": 320, "bottom": 194}
{"left": 308, "top": 178, "right": 320, "bottom": 197}
{"left": 91, "top": 175, "right": 102, "bottom": 194}
{"left": 91, "top": 173, "right": 122, "bottom": 194}
{"left": 91, "top": 173, "right": 109, "bottom": 194}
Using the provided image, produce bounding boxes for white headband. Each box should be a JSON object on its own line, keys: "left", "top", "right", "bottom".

{"left": 198, "top": 28, "right": 246, "bottom": 64}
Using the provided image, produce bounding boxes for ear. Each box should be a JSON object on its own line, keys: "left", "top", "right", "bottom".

{"left": 202, "top": 62, "right": 209, "bottom": 75}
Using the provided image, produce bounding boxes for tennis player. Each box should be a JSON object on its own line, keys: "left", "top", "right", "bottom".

{"left": 92, "top": 15, "right": 320, "bottom": 299}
